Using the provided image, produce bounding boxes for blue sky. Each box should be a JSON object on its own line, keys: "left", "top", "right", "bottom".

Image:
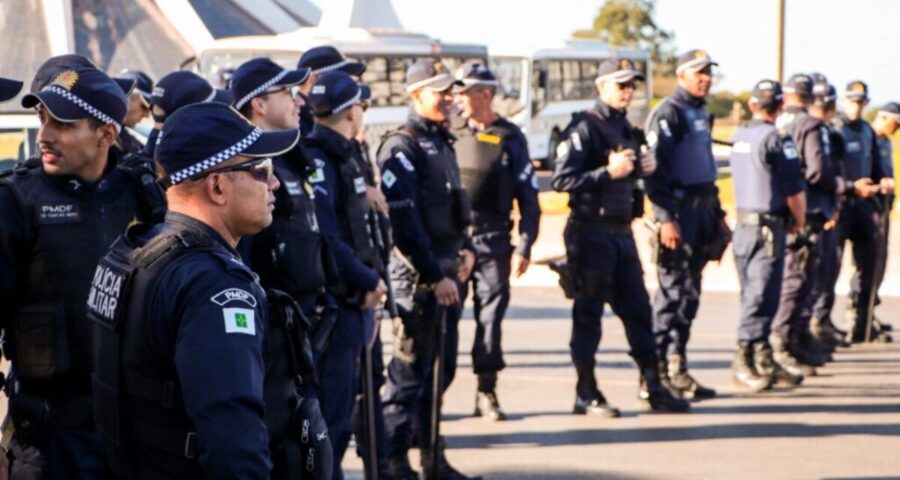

{"left": 316, "top": 0, "right": 899, "bottom": 105}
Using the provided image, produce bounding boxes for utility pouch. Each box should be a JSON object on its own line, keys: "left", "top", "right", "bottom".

{"left": 14, "top": 303, "right": 69, "bottom": 380}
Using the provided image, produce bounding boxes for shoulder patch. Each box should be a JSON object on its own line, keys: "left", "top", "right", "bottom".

{"left": 308, "top": 165, "right": 325, "bottom": 184}
{"left": 659, "top": 119, "right": 672, "bottom": 138}
{"left": 210, "top": 288, "right": 258, "bottom": 308}
{"left": 223, "top": 308, "right": 256, "bottom": 335}
{"left": 783, "top": 142, "right": 799, "bottom": 160}
{"left": 570, "top": 132, "right": 583, "bottom": 152}
{"left": 382, "top": 169, "right": 397, "bottom": 189}
{"left": 556, "top": 141, "right": 569, "bottom": 158}
{"left": 646, "top": 130, "right": 658, "bottom": 148}
{"left": 476, "top": 132, "right": 502, "bottom": 145}
{"left": 395, "top": 151, "right": 415, "bottom": 172}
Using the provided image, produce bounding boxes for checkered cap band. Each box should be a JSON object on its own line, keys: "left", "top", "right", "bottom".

{"left": 234, "top": 70, "right": 290, "bottom": 110}
{"left": 45, "top": 85, "right": 122, "bottom": 132}
{"left": 166, "top": 128, "right": 263, "bottom": 185}
{"left": 330, "top": 89, "right": 362, "bottom": 116}
{"left": 311, "top": 59, "right": 352, "bottom": 76}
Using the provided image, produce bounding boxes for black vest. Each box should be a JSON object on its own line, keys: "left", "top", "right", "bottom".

{"left": 777, "top": 107, "right": 835, "bottom": 217}
{"left": 730, "top": 121, "right": 794, "bottom": 213}
{"left": 2, "top": 156, "right": 164, "bottom": 395}
{"left": 835, "top": 116, "right": 875, "bottom": 181}
{"left": 454, "top": 119, "right": 515, "bottom": 224}
{"left": 664, "top": 94, "right": 717, "bottom": 186}
{"left": 567, "top": 107, "right": 642, "bottom": 223}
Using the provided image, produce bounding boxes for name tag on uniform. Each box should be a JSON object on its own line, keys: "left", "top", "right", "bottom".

{"left": 846, "top": 141, "right": 861, "bottom": 153}
{"left": 354, "top": 177, "right": 367, "bottom": 194}
{"left": 783, "top": 144, "right": 799, "bottom": 160}
{"left": 693, "top": 119, "right": 709, "bottom": 132}
{"left": 37, "top": 203, "right": 82, "bottom": 224}
{"left": 418, "top": 140, "right": 439, "bottom": 155}
{"left": 285, "top": 181, "right": 303, "bottom": 196}
{"left": 476, "top": 132, "right": 501, "bottom": 145}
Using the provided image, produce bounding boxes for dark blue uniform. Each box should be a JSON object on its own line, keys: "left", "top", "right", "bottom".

{"left": 377, "top": 112, "right": 473, "bottom": 461}
{"left": 771, "top": 106, "right": 840, "bottom": 341}
{"left": 0, "top": 151, "right": 161, "bottom": 479}
{"left": 551, "top": 100, "right": 657, "bottom": 399}
{"left": 875, "top": 135, "right": 894, "bottom": 304}
{"left": 730, "top": 119, "right": 804, "bottom": 344}
{"left": 645, "top": 87, "right": 724, "bottom": 371}
{"left": 454, "top": 116, "right": 540, "bottom": 387}
{"left": 305, "top": 124, "right": 380, "bottom": 478}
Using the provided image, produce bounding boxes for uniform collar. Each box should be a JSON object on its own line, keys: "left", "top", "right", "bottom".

{"left": 163, "top": 211, "right": 238, "bottom": 256}
{"left": 748, "top": 117, "right": 774, "bottom": 127}
{"left": 42, "top": 148, "right": 122, "bottom": 196}
{"left": 675, "top": 86, "right": 706, "bottom": 107}
{"left": 594, "top": 99, "right": 626, "bottom": 120}
{"left": 308, "top": 124, "right": 355, "bottom": 163}
{"left": 408, "top": 111, "right": 448, "bottom": 134}
{"left": 785, "top": 104, "right": 807, "bottom": 114}
{"left": 839, "top": 113, "right": 865, "bottom": 129}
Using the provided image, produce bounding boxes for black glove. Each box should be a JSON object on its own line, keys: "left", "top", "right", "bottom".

{"left": 294, "top": 396, "right": 333, "bottom": 480}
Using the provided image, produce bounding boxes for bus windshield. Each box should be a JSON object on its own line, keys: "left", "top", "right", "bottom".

{"left": 490, "top": 57, "right": 527, "bottom": 118}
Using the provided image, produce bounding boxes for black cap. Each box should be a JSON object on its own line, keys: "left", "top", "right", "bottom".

{"left": 298, "top": 45, "right": 366, "bottom": 77}
{"left": 783, "top": 73, "right": 813, "bottom": 96}
{"left": 405, "top": 58, "right": 462, "bottom": 93}
{"left": 230, "top": 58, "right": 310, "bottom": 110}
{"left": 0, "top": 77, "right": 23, "bottom": 103}
{"left": 812, "top": 82, "right": 837, "bottom": 106}
{"left": 878, "top": 102, "right": 900, "bottom": 121}
{"left": 156, "top": 102, "right": 300, "bottom": 186}
{"left": 844, "top": 80, "right": 869, "bottom": 101}
{"left": 22, "top": 66, "right": 127, "bottom": 131}
{"left": 595, "top": 58, "right": 645, "bottom": 84}
{"left": 150, "top": 71, "right": 218, "bottom": 123}
{"left": 750, "top": 79, "right": 783, "bottom": 108}
{"left": 676, "top": 49, "right": 717, "bottom": 74}
{"left": 452, "top": 61, "right": 499, "bottom": 92}
{"left": 809, "top": 72, "right": 828, "bottom": 85}
{"left": 308, "top": 71, "right": 371, "bottom": 117}
{"left": 118, "top": 69, "right": 154, "bottom": 103}
{"left": 30, "top": 54, "right": 136, "bottom": 96}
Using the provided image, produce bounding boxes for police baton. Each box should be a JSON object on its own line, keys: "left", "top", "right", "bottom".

{"left": 865, "top": 195, "right": 890, "bottom": 342}
{"left": 361, "top": 334, "right": 379, "bottom": 480}
{"left": 430, "top": 305, "right": 448, "bottom": 480}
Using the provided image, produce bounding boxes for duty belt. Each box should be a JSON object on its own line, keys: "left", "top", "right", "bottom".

{"left": 470, "top": 220, "right": 512, "bottom": 236}
{"left": 571, "top": 218, "right": 633, "bottom": 235}
{"left": 675, "top": 193, "right": 718, "bottom": 210}
{"left": 736, "top": 211, "right": 786, "bottom": 226}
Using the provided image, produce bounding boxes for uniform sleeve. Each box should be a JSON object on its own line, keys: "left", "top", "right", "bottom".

{"left": 869, "top": 126, "right": 886, "bottom": 182}
{"left": 170, "top": 265, "right": 271, "bottom": 479}
{"left": 768, "top": 134, "right": 805, "bottom": 197}
{"left": 508, "top": 132, "right": 541, "bottom": 258}
{"left": 0, "top": 184, "right": 28, "bottom": 326}
{"left": 377, "top": 138, "right": 444, "bottom": 284}
{"left": 550, "top": 119, "right": 611, "bottom": 192}
{"left": 801, "top": 121, "right": 837, "bottom": 192}
{"left": 311, "top": 160, "right": 379, "bottom": 292}
{"left": 644, "top": 101, "right": 684, "bottom": 223}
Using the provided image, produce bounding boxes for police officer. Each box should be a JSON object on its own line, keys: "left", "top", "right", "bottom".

{"left": 117, "top": 69, "right": 153, "bottom": 154}
{"left": 551, "top": 59, "right": 689, "bottom": 415}
{"left": 644, "top": 50, "right": 730, "bottom": 400}
{"left": 297, "top": 46, "right": 366, "bottom": 136}
{"left": 770, "top": 74, "right": 844, "bottom": 376}
{"left": 88, "top": 102, "right": 326, "bottom": 478}
{"left": 871, "top": 102, "right": 898, "bottom": 333}
{"left": 808, "top": 82, "right": 852, "bottom": 348}
{"left": 377, "top": 58, "right": 479, "bottom": 480}
{"left": 729, "top": 80, "right": 807, "bottom": 391}
{"left": 0, "top": 64, "right": 164, "bottom": 478}
{"left": 451, "top": 61, "right": 541, "bottom": 421}
{"left": 303, "top": 71, "right": 388, "bottom": 478}
{"left": 829, "top": 81, "right": 888, "bottom": 343}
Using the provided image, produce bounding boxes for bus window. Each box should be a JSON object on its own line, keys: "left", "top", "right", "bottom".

{"left": 580, "top": 60, "right": 599, "bottom": 98}
{"left": 531, "top": 61, "right": 547, "bottom": 114}
{"left": 490, "top": 57, "right": 525, "bottom": 118}
{"left": 546, "top": 61, "right": 563, "bottom": 102}
{"left": 562, "top": 60, "right": 581, "bottom": 100}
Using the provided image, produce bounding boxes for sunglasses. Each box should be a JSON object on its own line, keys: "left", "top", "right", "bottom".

{"left": 207, "top": 157, "right": 274, "bottom": 184}
{"left": 355, "top": 101, "right": 370, "bottom": 112}
{"left": 264, "top": 86, "right": 298, "bottom": 98}
{"left": 617, "top": 82, "right": 637, "bottom": 91}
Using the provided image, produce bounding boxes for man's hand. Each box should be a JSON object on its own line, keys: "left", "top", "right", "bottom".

{"left": 607, "top": 149, "right": 636, "bottom": 179}
{"left": 362, "top": 279, "right": 388, "bottom": 310}
{"left": 835, "top": 176, "right": 846, "bottom": 196}
{"left": 457, "top": 249, "right": 476, "bottom": 283}
{"left": 433, "top": 277, "right": 459, "bottom": 306}
{"left": 659, "top": 221, "right": 681, "bottom": 250}
{"left": 511, "top": 253, "right": 530, "bottom": 278}
{"left": 880, "top": 177, "right": 896, "bottom": 195}
{"left": 639, "top": 152, "right": 657, "bottom": 176}
{"left": 366, "top": 185, "right": 389, "bottom": 214}
{"left": 854, "top": 178, "right": 881, "bottom": 198}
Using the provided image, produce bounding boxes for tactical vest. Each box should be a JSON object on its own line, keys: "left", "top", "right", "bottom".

{"left": 666, "top": 95, "right": 717, "bottom": 186}
{"left": 1, "top": 162, "right": 162, "bottom": 395}
{"left": 730, "top": 122, "right": 791, "bottom": 213}
{"left": 252, "top": 153, "right": 329, "bottom": 297}
{"left": 454, "top": 121, "right": 515, "bottom": 223}
{"left": 836, "top": 117, "right": 875, "bottom": 181}
{"left": 877, "top": 136, "right": 894, "bottom": 179}
{"left": 565, "top": 109, "right": 640, "bottom": 223}
{"left": 778, "top": 109, "right": 834, "bottom": 217}
{"left": 89, "top": 225, "right": 305, "bottom": 479}
{"left": 381, "top": 125, "right": 471, "bottom": 255}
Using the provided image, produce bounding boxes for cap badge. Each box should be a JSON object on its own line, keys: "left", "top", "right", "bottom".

{"left": 693, "top": 50, "right": 708, "bottom": 60}
{"left": 52, "top": 70, "right": 79, "bottom": 90}
{"left": 852, "top": 82, "right": 865, "bottom": 93}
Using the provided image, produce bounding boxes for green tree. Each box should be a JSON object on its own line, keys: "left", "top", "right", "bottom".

{"left": 573, "top": 0, "right": 675, "bottom": 74}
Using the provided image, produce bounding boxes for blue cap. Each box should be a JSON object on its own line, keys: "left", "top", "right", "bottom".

{"left": 22, "top": 66, "right": 127, "bottom": 131}
{"left": 453, "top": 61, "right": 500, "bottom": 92}
{"left": 676, "top": 49, "right": 717, "bottom": 74}
{"left": 405, "top": 58, "right": 462, "bottom": 93}
{"left": 878, "top": 102, "right": 900, "bottom": 121}
{"left": 230, "top": 58, "right": 310, "bottom": 110}
{"left": 156, "top": 102, "right": 300, "bottom": 187}
{"left": 118, "top": 69, "right": 154, "bottom": 102}
{"left": 308, "top": 71, "right": 371, "bottom": 117}
{"left": 784, "top": 73, "right": 813, "bottom": 96}
{"left": 809, "top": 72, "right": 828, "bottom": 85}
{"left": 31, "top": 54, "right": 136, "bottom": 96}
{"left": 844, "top": 80, "right": 869, "bottom": 101}
{"left": 595, "top": 58, "right": 645, "bottom": 84}
{"left": 298, "top": 45, "right": 366, "bottom": 77}
{"left": 150, "top": 71, "right": 219, "bottom": 122}
{"left": 750, "top": 79, "right": 783, "bottom": 108}
{"left": 0, "top": 77, "right": 23, "bottom": 103}
{"left": 812, "top": 82, "right": 837, "bottom": 105}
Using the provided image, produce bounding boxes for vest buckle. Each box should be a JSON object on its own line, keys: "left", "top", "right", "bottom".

{"left": 184, "top": 431, "right": 197, "bottom": 459}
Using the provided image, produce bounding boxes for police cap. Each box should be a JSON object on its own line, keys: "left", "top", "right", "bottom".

{"left": 31, "top": 54, "right": 136, "bottom": 96}
{"left": 119, "top": 69, "right": 154, "bottom": 104}
{"left": 230, "top": 58, "right": 310, "bottom": 110}
{"left": 676, "top": 49, "right": 718, "bottom": 74}
{"left": 750, "top": 79, "right": 783, "bottom": 109}
{"left": 150, "top": 71, "right": 221, "bottom": 123}
{"left": 298, "top": 45, "right": 366, "bottom": 77}
{"left": 783, "top": 73, "right": 813, "bottom": 96}
{"left": 812, "top": 83, "right": 837, "bottom": 106}
{"left": 156, "top": 102, "right": 299, "bottom": 187}
{"left": 22, "top": 66, "right": 127, "bottom": 132}
{"left": 844, "top": 80, "right": 869, "bottom": 101}
{"left": 878, "top": 102, "right": 900, "bottom": 123}
{"left": 0, "top": 77, "right": 23, "bottom": 103}
{"left": 308, "top": 70, "right": 371, "bottom": 117}
{"left": 453, "top": 61, "right": 499, "bottom": 92}
{"left": 405, "top": 58, "right": 463, "bottom": 93}
{"left": 595, "top": 58, "right": 645, "bottom": 84}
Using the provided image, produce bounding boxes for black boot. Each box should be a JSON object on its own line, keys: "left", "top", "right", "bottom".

{"left": 420, "top": 438, "right": 482, "bottom": 480}
{"left": 794, "top": 330, "right": 831, "bottom": 365}
{"left": 771, "top": 333, "right": 816, "bottom": 377}
{"left": 388, "top": 452, "right": 420, "bottom": 480}
{"left": 473, "top": 373, "right": 506, "bottom": 421}
{"left": 811, "top": 316, "right": 850, "bottom": 348}
{"left": 573, "top": 390, "right": 621, "bottom": 417}
{"left": 667, "top": 354, "right": 716, "bottom": 400}
{"left": 638, "top": 365, "right": 690, "bottom": 412}
{"left": 732, "top": 344, "right": 770, "bottom": 392}
{"left": 753, "top": 342, "right": 802, "bottom": 387}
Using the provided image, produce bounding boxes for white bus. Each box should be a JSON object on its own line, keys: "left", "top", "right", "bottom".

{"left": 489, "top": 40, "right": 652, "bottom": 169}
{"left": 197, "top": 27, "right": 488, "bottom": 149}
